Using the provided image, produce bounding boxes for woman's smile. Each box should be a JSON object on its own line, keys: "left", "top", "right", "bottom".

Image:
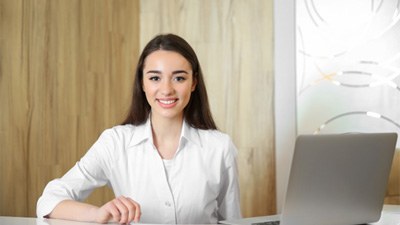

{"left": 157, "top": 98, "right": 178, "bottom": 108}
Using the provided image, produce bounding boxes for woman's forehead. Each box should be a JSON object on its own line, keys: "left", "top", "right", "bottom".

{"left": 143, "top": 50, "right": 192, "bottom": 71}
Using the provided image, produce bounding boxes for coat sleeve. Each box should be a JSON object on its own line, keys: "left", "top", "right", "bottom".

{"left": 217, "top": 138, "right": 242, "bottom": 221}
{"left": 36, "top": 129, "right": 117, "bottom": 218}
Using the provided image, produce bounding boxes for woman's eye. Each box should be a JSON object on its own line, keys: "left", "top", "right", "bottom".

{"left": 175, "top": 76, "right": 186, "bottom": 82}
{"left": 149, "top": 76, "right": 160, "bottom": 81}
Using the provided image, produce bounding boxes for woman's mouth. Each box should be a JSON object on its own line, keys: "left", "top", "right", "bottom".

{"left": 158, "top": 99, "right": 177, "bottom": 105}
{"left": 157, "top": 99, "right": 178, "bottom": 108}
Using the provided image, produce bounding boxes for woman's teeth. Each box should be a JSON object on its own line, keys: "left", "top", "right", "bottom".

{"left": 159, "top": 99, "right": 176, "bottom": 105}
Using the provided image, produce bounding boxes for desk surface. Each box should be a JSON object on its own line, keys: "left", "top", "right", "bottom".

{"left": 1, "top": 205, "right": 400, "bottom": 225}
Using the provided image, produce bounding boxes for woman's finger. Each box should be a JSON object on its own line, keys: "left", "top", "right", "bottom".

{"left": 118, "top": 196, "right": 141, "bottom": 223}
{"left": 101, "top": 201, "right": 121, "bottom": 223}
{"left": 112, "top": 197, "right": 130, "bottom": 224}
{"left": 127, "top": 197, "right": 141, "bottom": 223}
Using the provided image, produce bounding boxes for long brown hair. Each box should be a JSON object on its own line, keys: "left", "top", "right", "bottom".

{"left": 122, "top": 34, "right": 217, "bottom": 130}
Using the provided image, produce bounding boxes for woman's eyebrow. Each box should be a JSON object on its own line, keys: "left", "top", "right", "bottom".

{"left": 145, "top": 70, "right": 190, "bottom": 75}
{"left": 145, "top": 70, "right": 162, "bottom": 74}
{"left": 172, "top": 70, "right": 189, "bottom": 75}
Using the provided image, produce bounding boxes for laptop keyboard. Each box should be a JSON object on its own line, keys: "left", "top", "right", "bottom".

{"left": 251, "top": 221, "right": 280, "bottom": 225}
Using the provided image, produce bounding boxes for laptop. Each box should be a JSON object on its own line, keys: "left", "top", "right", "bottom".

{"left": 220, "top": 133, "right": 398, "bottom": 225}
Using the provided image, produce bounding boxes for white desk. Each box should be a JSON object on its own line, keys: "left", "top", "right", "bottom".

{"left": 370, "top": 205, "right": 400, "bottom": 225}
{"left": 1, "top": 205, "right": 400, "bottom": 225}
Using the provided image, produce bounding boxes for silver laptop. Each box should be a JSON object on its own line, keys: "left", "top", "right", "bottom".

{"left": 220, "top": 133, "right": 398, "bottom": 225}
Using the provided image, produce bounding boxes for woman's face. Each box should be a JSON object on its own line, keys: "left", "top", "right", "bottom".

{"left": 142, "top": 50, "right": 196, "bottom": 122}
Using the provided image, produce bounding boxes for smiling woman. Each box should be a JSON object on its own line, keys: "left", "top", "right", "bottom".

{"left": 36, "top": 34, "right": 242, "bottom": 224}
{"left": 123, "top": 34, "right": 218, "bottom": 131}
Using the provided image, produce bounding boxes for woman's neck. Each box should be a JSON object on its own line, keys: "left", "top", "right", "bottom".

{"left": 150, "top": 114, "right": 184, "bottom": 159}
{"left": 151, "top": 114, "right": 183, "bottom": 135}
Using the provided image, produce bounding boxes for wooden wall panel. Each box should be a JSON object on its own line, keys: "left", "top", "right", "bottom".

{"left": 0, "top": 0, "right": 27, "bottom": 216}
{"left": 0, "top": 0, "right": 140, "bottom": 216}
{"left": 140, "top": 0, "right": 276, "bottom": 217}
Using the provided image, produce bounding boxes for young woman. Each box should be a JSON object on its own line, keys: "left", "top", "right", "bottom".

{"left": 37, "top": 34, "right": 242, "bottom": 224}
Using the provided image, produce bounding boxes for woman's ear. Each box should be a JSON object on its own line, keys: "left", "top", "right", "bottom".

{"left": 141, "top": 79, "right": 145, "bottom": 92}
{"left": 191, "top": 76, "right": 197, "bottom": 92}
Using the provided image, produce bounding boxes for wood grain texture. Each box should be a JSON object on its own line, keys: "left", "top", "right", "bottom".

{"left": 0, "top": 0, "right": 27, "bottom": 216}
{"left": 140, "top": 0, "right": 276, "bottom": 217}
{"left": 0, "top": 0, "right": 139, "bottom": 216}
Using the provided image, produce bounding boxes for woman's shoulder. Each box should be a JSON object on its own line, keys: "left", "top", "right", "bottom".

{"left": 100, "top": 124, "right": 135, "bottom": 137}
{"left": 193, "top": 128, "right": 238, "bottom": 162}
{"left": 197, "top": 128, "right": 230, "bottom": 139}
{"left": 194, "top": 128, "right": 233, "bottom": 148}
{"left": 98, "top": 123, "right": 148, "bottom": 145}
{"left": 105, "top": 122, "right": 148, "bottom": 134}
{"left": 108, "top": 124, "right": 137, "bottom": 133}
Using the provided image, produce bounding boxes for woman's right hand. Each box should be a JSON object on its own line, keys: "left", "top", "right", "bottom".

{"left": 95, "top": 196, "right": 141, "bottom": 224}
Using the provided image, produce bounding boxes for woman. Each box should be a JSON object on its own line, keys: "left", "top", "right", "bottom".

{"left": 37, "top": 34, "right": 242, "bottom": 224}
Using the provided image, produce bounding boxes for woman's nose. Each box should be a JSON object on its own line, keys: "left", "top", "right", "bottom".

{"left": 160, "top": 80, "right": 173, "bottom": 95}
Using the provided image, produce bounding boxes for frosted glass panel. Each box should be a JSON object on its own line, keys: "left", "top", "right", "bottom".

{"left": 296, "top": 0, "right": 400, "bottom": 147}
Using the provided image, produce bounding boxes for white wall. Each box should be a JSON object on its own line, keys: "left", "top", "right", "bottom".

{"left": 273, "top": 0, "right": 297, "bottom": 211}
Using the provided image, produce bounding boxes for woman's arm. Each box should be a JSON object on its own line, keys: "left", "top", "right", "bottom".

{"left": 37, "top": 128, "right": 132, "bottom": 222}
{"left": 48, "top": 196, "right": 141, "bottom": 224}
{"left": 217, "top": 138, "right": 242, "bottom": 220}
